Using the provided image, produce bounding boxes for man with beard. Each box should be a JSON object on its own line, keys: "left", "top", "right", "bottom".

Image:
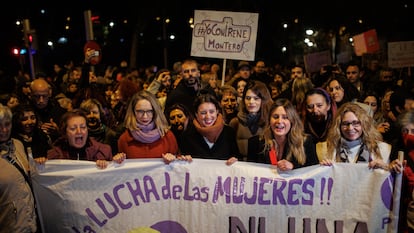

{"left": 164, "top": 59, "right": 216, "bottom": 118}
{"left": 303, "top": 88, "right": 337, "bottom": 144}
{"left": 165, "top": 103, "right": 193, "bottom": 147}
{"left": 80, "top": 98, "right": 119, "bottom": 154}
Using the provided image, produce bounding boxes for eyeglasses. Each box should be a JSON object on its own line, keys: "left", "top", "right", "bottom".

{"left": 341, "top": 120, "right": 361, "bottom": 128}
{"left": 135, "top": 109, "right": 154, "bottom": 117}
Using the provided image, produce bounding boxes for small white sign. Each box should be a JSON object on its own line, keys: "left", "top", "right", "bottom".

{"left": 191, "top": 10, "right": 259, "bottom": 61}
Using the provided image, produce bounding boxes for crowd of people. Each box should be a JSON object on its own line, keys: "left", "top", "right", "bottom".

{"left": 1, "top": 52, "right": 414, "bottom": 232}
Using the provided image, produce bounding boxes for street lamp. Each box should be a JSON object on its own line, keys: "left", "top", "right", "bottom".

{"left": 156, "top": 16, "right": 170, "bottom": 69}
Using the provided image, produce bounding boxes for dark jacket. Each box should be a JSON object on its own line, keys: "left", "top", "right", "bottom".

{"left": 179, "top": 124, "right": 241, "bottom": 160}
{"left": 12, "top": 127, "right": 51, "bottom": 159}
{"left": 247, "top": 134, "right": 319, "bottom": 169}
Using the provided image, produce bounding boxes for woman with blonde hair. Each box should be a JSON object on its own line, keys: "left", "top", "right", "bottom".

{"left": 320, "top": 102, "right": 391, "bottom": 169}
{"left": 118, "top": 90, "right": 179, "bottom": 162}
{"left": 248, "top": 98, "right": 318, "bottom": 170}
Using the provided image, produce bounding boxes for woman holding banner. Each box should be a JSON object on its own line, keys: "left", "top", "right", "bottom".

{"left": 247, "top": 98, "right": 319, "bottom": 170}
{"left": 178, "top": 92, "right": 240, "bottom": 165}
{"left": 47, "top": 109, "right": 126, "bottom": 169}
{"left": 117, "top": 90, "right": 181, "bottom": 164}
{"left": 319, "top": 102, "right": 391, "bottom": 168}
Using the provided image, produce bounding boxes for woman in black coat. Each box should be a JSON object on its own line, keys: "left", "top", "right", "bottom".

{"left": 248, "top": 98, "right": 319, "bottom": 170}
{"left": 179, "top": 93, "right": 241, "bottom": 165}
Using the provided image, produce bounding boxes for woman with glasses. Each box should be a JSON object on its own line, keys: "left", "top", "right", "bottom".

{"left": 319, "top": 102, "right": 391, "bottom": 169}
{"left": 118, "top": 90, "right": 179, "bottom": 163}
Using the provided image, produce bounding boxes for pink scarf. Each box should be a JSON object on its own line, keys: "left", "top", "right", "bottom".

{"left": 130, "top": 121, "right": 161, "bottom": 143}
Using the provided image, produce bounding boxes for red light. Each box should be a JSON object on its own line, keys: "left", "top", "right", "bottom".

{"left": 91, "top": 16, "right": 100, "bottom": 21}
{"left": 28, "top": 34, "right": 33, "bottom": 43}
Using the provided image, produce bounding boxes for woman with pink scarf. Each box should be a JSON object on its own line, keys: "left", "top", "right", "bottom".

{"left": 117, "top": 90, "right": 179, "bottom": 163}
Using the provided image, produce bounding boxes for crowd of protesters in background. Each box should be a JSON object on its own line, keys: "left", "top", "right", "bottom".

{"left": 1, "top": 50, "right": 414, "bottom": 232}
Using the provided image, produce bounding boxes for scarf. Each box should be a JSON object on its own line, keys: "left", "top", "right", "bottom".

{"left": 193, "top": 113, "right": 225, "bottom": 143}
{"left": 88, "top": 124, "right": 106, "bottom": 141}
{"left": 237, "top": 111, "right": 260, "bottom": 134}
{"left": 339, "top": 137, "right": 370, "bottom": 162}
{"left": 130, "top": 121, "right": 161, "bottom": 143}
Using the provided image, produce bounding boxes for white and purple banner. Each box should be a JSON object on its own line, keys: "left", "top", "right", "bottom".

{"left": 32, "top": 159, "right": 401, "bottom": 233}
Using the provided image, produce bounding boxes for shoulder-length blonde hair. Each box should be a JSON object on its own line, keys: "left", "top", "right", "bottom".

{"left": 326, "top": 102, "right": 383, "bottom": 160}
{"left": 124, "top": 90, "right": 169, "bottom": 136}
{"left": 263, "top": 98, "right": 307, "bottom": 165}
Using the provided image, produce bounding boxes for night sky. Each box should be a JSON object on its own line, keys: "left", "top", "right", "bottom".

{"left": 1, "top": 1, "right": 412, "bottom": 76}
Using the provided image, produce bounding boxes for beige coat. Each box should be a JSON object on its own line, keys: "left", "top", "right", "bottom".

{"left": 0, "top": 139, "right": 37, "bottom": 233}
{"left": 316, "top": 140, "right": 391, "bottom": 163}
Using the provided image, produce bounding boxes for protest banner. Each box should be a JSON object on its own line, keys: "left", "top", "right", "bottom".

{"left": 32, "top": 159, "right": 401, "bottom": 233}
{"left": 388, "top": 41, "right": 414, "bottom": 68}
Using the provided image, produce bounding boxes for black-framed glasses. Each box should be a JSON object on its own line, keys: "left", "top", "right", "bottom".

{"left": 136, "top": 109, "right": 154, "bottom": 117}
{"left": 341, "top": 120, "right": 361, "bottom": 128}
